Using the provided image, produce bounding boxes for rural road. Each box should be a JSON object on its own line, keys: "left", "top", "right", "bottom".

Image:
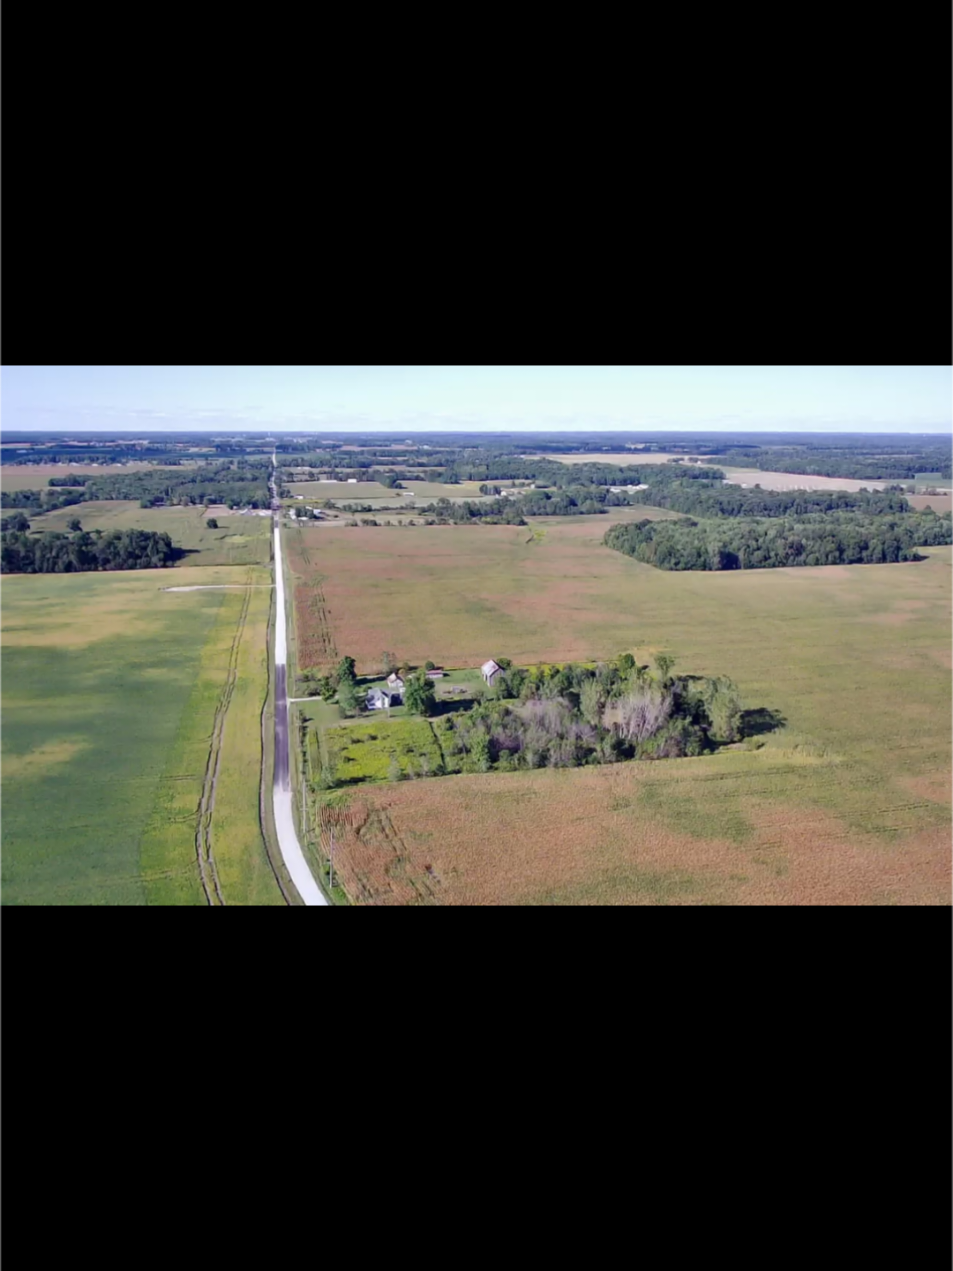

{"left": 270, "top": 456, "right": 328, "bottom": 906}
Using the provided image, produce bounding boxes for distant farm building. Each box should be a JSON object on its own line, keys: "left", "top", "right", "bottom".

{"left": 426, "top": 667, "right": 445, "bottom": 679}
{"left": 386, "top": 673, "right": 405, "bottom": 691}
{"left": 481, "top": 659, "right": 502, "bottom": 685}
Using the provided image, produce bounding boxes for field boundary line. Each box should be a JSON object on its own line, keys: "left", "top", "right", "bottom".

{"left": 194, "top": 585, "right": 251, "bottom": 905}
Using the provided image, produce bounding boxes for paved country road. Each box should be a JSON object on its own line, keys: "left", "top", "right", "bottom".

{"left": 270, "top": 456, "right": 327, "bottom": 906}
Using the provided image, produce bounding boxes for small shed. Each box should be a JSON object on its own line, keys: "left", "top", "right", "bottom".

{"left": 481, "top": 659, "right": 502, "bottom": 685}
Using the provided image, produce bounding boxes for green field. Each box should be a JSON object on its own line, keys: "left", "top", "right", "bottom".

{"left": 287, "top": 480, "right": 399, "bottom": 500}
{"left": 319, "top": 717, "right": 443, "bottom": 783}
{"left": 26, "top": 502, "right": 272, "bottom": 567}
{"left": 1, "top": 565, "right": 282, "bottom": 905}
{"left": 400, "top": 480, "right": 491, "bottom": 500}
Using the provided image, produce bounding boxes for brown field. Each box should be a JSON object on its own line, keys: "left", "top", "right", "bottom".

{"left": 906, "top": 493, "right": 952, "bottom": 512}
{"left": 719, "top": 467, "right": 889, "bottom": 492}
{"left": 528, "top": 452, "right": 687, "bottom": 465}
{"left": 294, "top": 514, "right": 951, "bottom": 905}
{"left": 320, "top": 762, "right": 950, "bottom": 906}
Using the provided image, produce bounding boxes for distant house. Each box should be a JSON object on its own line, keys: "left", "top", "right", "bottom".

{"left": 367, "top": 686, "right": 400, "bottom": 710}
{"left": 346, "top": 478, "right": 358, "bottom": 483}
{"left": 426, "top": 667, "right": 445, "bottom": 679}
{"left": 386, "top": 673, "right": 405, "bottom": 691}
{"left": 481, "top": 659, "right": 502, "bottom": 685}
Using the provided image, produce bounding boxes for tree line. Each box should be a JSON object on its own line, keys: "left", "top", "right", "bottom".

{"left": 698, "top": 445, "right": 953, "bottom": 482}
{"left": 626, "top": 477, "right": 913, "bottom": 518}
{"left": 604, "top": 510, "right": 953, "bottom": 570}
{"left": 1, "top": 460, "right": 273, "bottom": 514}
{"left": 1, "top": 526, "right": 180, "bottom": 573}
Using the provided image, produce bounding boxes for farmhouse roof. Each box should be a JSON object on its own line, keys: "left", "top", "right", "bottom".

{"left": 387, "top": 673, "right": 405, "bottom": 688}
{"left": 481, "top": 659, "right": 501, "bottom": 676}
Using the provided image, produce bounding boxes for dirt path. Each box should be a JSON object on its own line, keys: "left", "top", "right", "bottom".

{"left": 163, "top": 584, "right": 273, "bottom": 592}
{"left": 194, "top": 584, "right": 252, "bottom": 905}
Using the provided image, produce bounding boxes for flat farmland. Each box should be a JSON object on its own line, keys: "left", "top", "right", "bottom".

{"left": 719, "top": 467, "right": 889, "bottom": 492}
{"left": 1, "top": 463, "right": 177, "bottom": 491}
{"left": 907, "top": 493, "right": 952, "bottom": 512}
{"left": 291, "top": 517, "right": 951, "bottom": 904}
{"left": 528, "top": 452, "right": 688, "bottom": 465}
{"left": 28, "top": 502, "right": 271, "bottom": 567}
{"left": 1, "top": 565, "right": 282, "bottom": 905}
{"left": 401, "top": 480, "right": 490, "bottom": 500}
{"left": 287, "top": 480, "right": 399, "bottom": 500}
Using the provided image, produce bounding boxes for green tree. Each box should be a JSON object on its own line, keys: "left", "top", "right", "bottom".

{"left": 337, "top": 679, "right": 361, "bottom": 716}
{"left": 404, "top": 670, "right": 436, "bottom": 716}
{"left": 468, "top": 731, "right": 491, "bottom": 772}
{"left": 702, "top": 677, "right": 742, "bottom": 743}
{"left": 617, "top": 652, "right": 635, "bottom": 673}
{"left": 337, "top": 655, "right": 357, "bottom": 684}
{"left": 653, "top": 652, "right": 676, "bottom": 686}
{"left": 580, "top": 679, "right": 605, "bottom": 727}
{"left": 206, "top": 517, "right": 219, "bottom": 528}
{"left": 424, "top": 660, "right": 435, "bottom": 671}
{"left": 68, "top": 518, "right": 83, "bottom": 532}
{"left": 380, "top": 651, "right": 398, "bottom": 675}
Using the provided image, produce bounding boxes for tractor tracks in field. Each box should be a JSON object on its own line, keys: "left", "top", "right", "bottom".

{"left": 194, "top": 584, "right": 252, "bottom": 905}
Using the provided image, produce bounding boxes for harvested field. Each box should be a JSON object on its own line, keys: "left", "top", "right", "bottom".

{"left": 906, "top": 493, "right": 952, "bottom": 512}
{"left": 322, "top": 757, "right": 951, "bottom": 906}
{"left": 290, "top": 516, "right": 951, "bottom": 904}
{"left": 719, "top": 467, "right": 889, "bottom": 492}
{"left": 528, "top": 452, "right": 689, "bottom": 465}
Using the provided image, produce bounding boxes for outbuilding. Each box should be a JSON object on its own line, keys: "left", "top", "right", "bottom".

{"left": 481, "top": 659, "right": 502, "bottom": 685}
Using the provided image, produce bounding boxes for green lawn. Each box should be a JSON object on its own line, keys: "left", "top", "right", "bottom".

{"left": 323, "top": 717, "right": 443, "bottom": 783}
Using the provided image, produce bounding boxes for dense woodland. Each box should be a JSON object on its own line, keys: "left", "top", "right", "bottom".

{"left": 604, "top": 510, "right": 953, "bottom": 570}
{"left": 0, "top": 524, "right": 179, "bottom": 573}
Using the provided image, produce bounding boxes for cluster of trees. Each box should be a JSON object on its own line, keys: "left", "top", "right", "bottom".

{"left": 296, "top": 652, "right": 443, "bottom": 718}
{"left": 434, "top": 655, "right": 755, "bottom": 771}
{"left": 604, "top": 510, "right": 953, "bottom": 570}
{"left": 2, "top": 461, "right": 273, "bottom": 515}
{"left": 1, "top": 526, "right": 179, "bottom": 573}
{"left": 626, "top": 478, "right": 912, "bottom": 519}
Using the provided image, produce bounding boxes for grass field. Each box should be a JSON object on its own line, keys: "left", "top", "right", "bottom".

{"left": 322, "top": 718, "right": 443, "bottom": 783}
{"left": 400, "top": 480, "right": 490, "bottom": 500}
{"left": 1, "top": 463, "right": 178, "bottom": 491}
{"left": 27, "top": 502, "right": 272, "bottom": 567}
{"left": 288, "top": 515, "right": 951, "bottom": 905}
{"left": 1, "top": 565, "right": 282, "bottom": 905}
{"left": 287, "top": 480, "right": 399, "bottom": 500}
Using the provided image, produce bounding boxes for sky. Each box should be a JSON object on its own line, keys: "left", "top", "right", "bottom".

{"left": 2, "top": 366, "right": 950, "bottom": 433}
